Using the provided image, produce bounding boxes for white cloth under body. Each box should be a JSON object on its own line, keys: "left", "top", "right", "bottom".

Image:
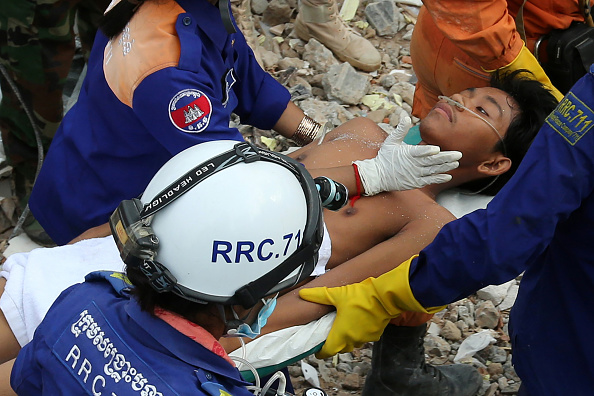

{"left": 0, "top": 224, "right": 333, "bottom": 348}
{"left": 312, "top": 223, "right": 331, "bottom": 277}
{"left": 0, "top": 236, "right": 124, "bottom": 346}
{"left": 436, "top": 189, "right": 493, "bottom": 218}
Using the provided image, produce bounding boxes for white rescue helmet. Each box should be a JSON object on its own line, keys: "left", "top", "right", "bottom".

{"left": 111, "top": 140, "right": 323, "bottom": 308}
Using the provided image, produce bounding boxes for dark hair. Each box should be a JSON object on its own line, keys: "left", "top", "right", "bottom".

{"left": 126, "top": 264, "right": 213, "bottom": 321}
{"left": 100, "top": 0, "right": 145, "bottom": 39}
{"left": 458, "top": 69, "right": 559, "bottom": 195}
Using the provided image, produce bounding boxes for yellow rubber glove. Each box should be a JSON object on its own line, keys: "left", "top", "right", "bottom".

{"left": 299, "top": 256, "right": 445, "bottom": 358}
{"left": 487, "top": 46, "right": 564, "bottom": 102}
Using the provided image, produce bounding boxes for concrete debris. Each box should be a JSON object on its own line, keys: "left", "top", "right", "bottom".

{"left": 322, "top": 62, "right": 371, "bottom": 105}
{"left": 365, "top": 1, "right": 405, "bottom": 37}
{"left": 477, "top": 280, "right": 515, "bottom": 307}
{"left": 302, "top": 39, "right": 340, "bottom": 73}
{"left": 475, "top": 300, "right": 502, "bottom": 329}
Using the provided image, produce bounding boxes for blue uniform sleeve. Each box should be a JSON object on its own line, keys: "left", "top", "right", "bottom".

{"left": 131, "top": 37, "right": 289, "bottom": 154}
{"left": 132, "top": 66, "right": 244, "bottom": 156}
{"left": 10, "top": 340, "right": 43, "bottom": 394}
{"left": 230, "top": 33, "right": 291, "bottom": 130}
{"left": 10, "top": 284, "right": 79, "bottom": 394}
{"left": 410, "top": 68, "right": 594, "bottom": 307}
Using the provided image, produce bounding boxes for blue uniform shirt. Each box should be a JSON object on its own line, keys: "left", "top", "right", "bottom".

{"left": 409, "top": 67, "right": 594, "bottom": 395}
{"left": 29, "top": 0, "right": 291, "bottom": 245}
{"left": 11, "top": 271, "right": 254, "bottom": 395}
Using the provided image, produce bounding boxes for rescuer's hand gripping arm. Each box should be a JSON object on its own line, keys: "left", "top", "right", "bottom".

{"left": 299, "top": 255, "right": 443, "bottom": 358}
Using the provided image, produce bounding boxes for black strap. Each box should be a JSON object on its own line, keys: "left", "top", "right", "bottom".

{"left": 141, "top": 142, "right": 301, "bottom": 219}
{"left": 141, "top": 143, "right": 253, "bottom": 218}
{"left": 584, "top": 0, "right": 594, "bottom": 27}
{"left": 219, "top": 0, "right": 237, "bottom": 34}
{"left": 515, "top": 0, "right": 529, "bottom": 43}
{"left": 576, "top": 36, "right": 594, "bottom": 70}
{"left": 233, "top": 237, "right": 320, "bottom": 308}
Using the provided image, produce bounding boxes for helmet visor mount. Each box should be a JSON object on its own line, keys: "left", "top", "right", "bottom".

{"left": 110, "top": 142, "right": 324, "bottom": 308}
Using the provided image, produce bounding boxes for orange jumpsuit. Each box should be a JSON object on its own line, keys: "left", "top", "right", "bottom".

{"left": 411, "top": 0, "right": 590, "bottom": 118}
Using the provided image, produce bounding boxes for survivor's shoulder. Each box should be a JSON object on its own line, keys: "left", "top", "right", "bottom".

{"left": 358, "top": 189, "right": 456, "bottom": 226}
{"left": 397, "top": 190, "right": 457, "bottom": 224}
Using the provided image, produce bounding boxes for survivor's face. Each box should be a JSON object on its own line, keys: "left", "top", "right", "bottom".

{"left": 419, "top": 87, "right": 520, "bottom": 166}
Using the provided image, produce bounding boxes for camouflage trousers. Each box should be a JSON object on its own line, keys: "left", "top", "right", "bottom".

{"left": 0, "top": 0, "right": 109, "bottom": 205}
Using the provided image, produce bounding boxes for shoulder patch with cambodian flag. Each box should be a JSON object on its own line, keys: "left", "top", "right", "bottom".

{"left": 169, "top": 89, "right": 212, "bottom": 133}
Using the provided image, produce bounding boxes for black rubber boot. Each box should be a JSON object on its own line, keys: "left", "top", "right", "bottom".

{"left": 362, "top": 323, "right": 483, "bottom": 396}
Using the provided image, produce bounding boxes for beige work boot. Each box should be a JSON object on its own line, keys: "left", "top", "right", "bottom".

{"left": 294, "top": 0, "right": 381, "bottom": 72}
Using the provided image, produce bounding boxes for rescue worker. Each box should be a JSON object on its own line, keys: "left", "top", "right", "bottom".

{"left": 410, "top": 0, "right": 593, "bottom": 118}
{"left": 27, "top": 0, "right": 305, "bottom": 246}
{"left": 28, "top": 0, "right": 454, "bottom": 246}
{"left": 299, "top": 66, "right": 594, "bottom": 395}
{"left": 10, "top": 140, "right": 325, "bottom": 395}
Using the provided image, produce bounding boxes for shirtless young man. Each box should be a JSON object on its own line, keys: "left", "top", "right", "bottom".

{"left": 266, "top": 70, "right": 556, "bottom": 327}
{"left": 243, "top": 70, "right": 559, "bottom": 395}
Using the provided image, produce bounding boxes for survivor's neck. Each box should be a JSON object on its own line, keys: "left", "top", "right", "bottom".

{"left": 420, "top": 167, "right": 485, "bottom": 199}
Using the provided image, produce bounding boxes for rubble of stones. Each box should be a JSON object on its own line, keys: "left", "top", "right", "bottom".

{"left": 288, "top": 280, "right": 522, "bottom": 396}
{"left": 233, "top": 0, "right": 421, "bottom": 152}
{"left": 234, "top": 0, "right": 525, "bottom": 395}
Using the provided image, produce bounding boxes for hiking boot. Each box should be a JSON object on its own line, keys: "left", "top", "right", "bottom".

{"left": 362, "top": 323, "right": 483, "bottom": 396}
{"left": 294, "top": 0, "right": 381, "bottom": 72}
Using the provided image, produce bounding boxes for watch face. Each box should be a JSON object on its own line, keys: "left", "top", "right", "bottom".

{"left": 304, "top": 388, "right": 326, "bottom": 396}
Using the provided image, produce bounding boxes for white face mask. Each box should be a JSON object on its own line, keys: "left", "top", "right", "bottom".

{"left": 226, "top": 294, "right": 278, "bottom": 339}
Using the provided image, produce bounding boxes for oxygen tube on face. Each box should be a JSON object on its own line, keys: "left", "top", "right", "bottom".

{"left": 438, "top": 95, "right": 506, "bottom": 195}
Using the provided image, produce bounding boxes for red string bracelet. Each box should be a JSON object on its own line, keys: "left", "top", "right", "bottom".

{"left": 350, "top": 163, "right": 363, "bottom": 207}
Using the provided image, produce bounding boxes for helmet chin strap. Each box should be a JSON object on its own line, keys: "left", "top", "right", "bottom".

{"left": 218, "top": 0, "right": 237, "bottom": 33}
{"left": 220, "top": 294, "right": 278, "bottom": 339}
{"left": 218, "top": 304, "right": 251, "bottom": 336}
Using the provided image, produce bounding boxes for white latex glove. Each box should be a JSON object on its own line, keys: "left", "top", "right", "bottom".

{"left": 354, "top": 117, "right": 462, "bottom": 195}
